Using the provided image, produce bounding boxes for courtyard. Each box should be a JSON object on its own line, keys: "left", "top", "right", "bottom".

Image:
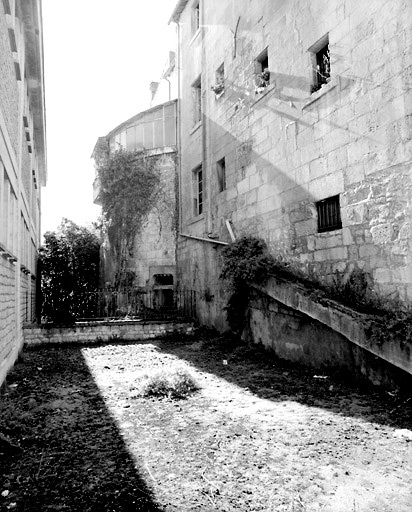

{"left": 1, "top": 333, "right": 412, "bottom": 512}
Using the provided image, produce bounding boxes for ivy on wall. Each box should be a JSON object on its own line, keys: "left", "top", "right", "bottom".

{"left": 97, "top": 149, "right": 160, "bottom": 287}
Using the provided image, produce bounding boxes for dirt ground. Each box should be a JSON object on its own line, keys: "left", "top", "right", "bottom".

{"left": 1, "top": 333, "right": 412, "bottom": 512}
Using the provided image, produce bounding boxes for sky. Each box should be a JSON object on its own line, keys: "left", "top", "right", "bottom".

{"left": 41, "top": 0, "right": 177, "bottom": 235}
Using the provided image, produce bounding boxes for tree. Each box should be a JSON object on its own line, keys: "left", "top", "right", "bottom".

{"left": 41, "top": 219, "right": 101, "bottom": 323}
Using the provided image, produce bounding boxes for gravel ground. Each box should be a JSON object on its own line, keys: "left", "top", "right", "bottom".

{"left": 1, "top": 333, "right": 412, "bottom": 511}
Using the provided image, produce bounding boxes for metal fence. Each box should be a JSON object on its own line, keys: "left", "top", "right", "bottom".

{"left": 73, "top": 288, "right": 198, "bottom": 321}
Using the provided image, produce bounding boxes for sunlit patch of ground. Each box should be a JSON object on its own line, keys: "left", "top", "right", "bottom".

{"left": 1, "top": 335, "right": 412, "bottom": 511}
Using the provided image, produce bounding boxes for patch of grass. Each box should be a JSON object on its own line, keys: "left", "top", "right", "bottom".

{"left": 134, "top": 367, "right": 199, "bottom": 399}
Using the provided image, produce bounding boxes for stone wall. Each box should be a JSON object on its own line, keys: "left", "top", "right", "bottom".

{"left": 246, "top": 280, "right": 412, "bottom": 391}
{"left": 0, "top": 8, "right": 19, "bottom": 154}
{"left": 24, "top": 320, "right": 195, "bottom": 347}
{"left": 131, "top": 151, "right": 177, "bottom": 288}
{"left": 175, "top": 0, "right": 412, "bottom": 329}
{"left": 97, "top": 147, "right": 178, "bottom": 290}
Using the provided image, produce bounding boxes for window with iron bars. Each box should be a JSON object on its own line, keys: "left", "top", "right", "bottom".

{"left": 316, "top": 195, "right": 342, "bottom": 232}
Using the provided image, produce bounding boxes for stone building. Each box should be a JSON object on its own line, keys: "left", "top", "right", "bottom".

{"left": 92, "top": 99, "right": 178, "bottom": 305}
{"left": 0, "top": 0, "right": 47, "bottom": 385}
{"left": 170, "top": 0, "right": 412, "bottom": 330}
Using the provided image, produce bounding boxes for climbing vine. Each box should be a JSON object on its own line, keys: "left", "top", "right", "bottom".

{"left": 97, "top": 149, "right": 160, "bottom": 286}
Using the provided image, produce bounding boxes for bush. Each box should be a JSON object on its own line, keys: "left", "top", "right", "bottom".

{"left": 220, "top": 236, "right": 283, "bottom": 333}
{"left": 133, "top": 367, "right": 199, "bottom": 399}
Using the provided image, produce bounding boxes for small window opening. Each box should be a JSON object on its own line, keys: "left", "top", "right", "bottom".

{"left": 8, "top": 28, "right": 17, "bottom": 52}
{"left": 216, "top": 157, "right": 226, "bottom": 192}
{"left": 310, "top": 36, "right": 330, "bottom": 93}
{"left": 254, "top": 48, "right": 270, "bottom": 92}
{"left": 2, "top": 0, "right": 11, "bottom": 15}
{"left": 14, "top": 61, "right": 21, "bottom": 81}
{"left": 192, "top": 1, "right": 200, "bottom": 34}
{"left": 153, "top": 274, "right": 174, "bottom": 286}
{"left": 316, "top": 195, "right": 342, "bottom": 232}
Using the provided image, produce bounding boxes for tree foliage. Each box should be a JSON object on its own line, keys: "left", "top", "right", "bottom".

{"left": 97, "top": 149, "right": 160, "bottom": 285}
{"left": 41, "top": 219, "right": 100, "bottom": 324}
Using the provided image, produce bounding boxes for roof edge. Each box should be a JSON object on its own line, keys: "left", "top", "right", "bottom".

{"left": 168, "top": 0, "right": 189, "bottom": 24}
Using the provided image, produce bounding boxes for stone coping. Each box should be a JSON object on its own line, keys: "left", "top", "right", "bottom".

{"left": 252, "top": 277, "right": 412, "bottom": 376}
{"left": 24, "top": 318, "right": 190, "bottom": 329}
{"left": 23, "top": 319, "right": 195, "bottom": 347}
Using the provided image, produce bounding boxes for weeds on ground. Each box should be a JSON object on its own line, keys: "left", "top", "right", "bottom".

{"left": 132, "top": 367, "right": 199, "bottom": 399}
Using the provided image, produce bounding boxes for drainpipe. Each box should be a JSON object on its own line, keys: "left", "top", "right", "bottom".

{"left": 164, "top": 76, "right": 171, "bottom": 101}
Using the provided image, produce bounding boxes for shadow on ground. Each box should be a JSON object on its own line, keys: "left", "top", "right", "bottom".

{"left": 0, "top": 348, "right": 161, "bottom": 512}
{"left": 157, "top": 333, "right": 412, "bottom": 431}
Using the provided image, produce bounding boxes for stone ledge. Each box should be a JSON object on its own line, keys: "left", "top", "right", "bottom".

{"left": 23, "top": 320, "right": 195, "bottom": 347}
{"left": 252, "top": 277, "right": 412, "bottom": 376}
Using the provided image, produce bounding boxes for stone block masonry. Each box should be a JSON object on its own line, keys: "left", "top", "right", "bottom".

{"left": 174, "top": 0, "right": 412, "bottom": 331}
{"left": 249, "top": 277, "right": 412, "bottom": 391}
{"left": 23, "top": 320, "right": 195, "bottom": 347}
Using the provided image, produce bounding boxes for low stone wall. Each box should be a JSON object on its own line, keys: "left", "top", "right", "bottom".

{"left": 249, "top": 277, "right": 412, "bottom": 390}
{"left": 23, "top": 320, "right": 195, "bottom": 347}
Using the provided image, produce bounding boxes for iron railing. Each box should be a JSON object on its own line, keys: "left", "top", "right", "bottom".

{"left": 69, "top": 288, "right": 198, "bottom": 322}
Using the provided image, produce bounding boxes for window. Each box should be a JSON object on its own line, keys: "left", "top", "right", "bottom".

{"left": 192, "top": 76, "right": 202, "bottom": 125}
{"left": 216, "top": 157, "right": 226, "bottom": 192}
{"left": 193, "top": 166, "right": 203, "bottom": 216}
{"left": 192, "top": 0, "right": 200, "bottom": 34}
{"left": 153, "top": 274, "right": 174, "bottom": 286}
{"left": 316, "top": 195, "right": 342, "bottom": 233}
{"left": 2, "top": 0, "right": 11, "bottom": 15}
{"left": 254, "top": 48, "right": 270, "bottom": 92}
{"left": 310, "top": 35, "right": 330, "bottom": 93}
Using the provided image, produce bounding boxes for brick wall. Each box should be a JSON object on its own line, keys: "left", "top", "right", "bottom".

{"left": 0, "top": 258, "right": 18, "bottom": 385}
{"left": 19, "top": 271, "right": 29, "bottom": 324}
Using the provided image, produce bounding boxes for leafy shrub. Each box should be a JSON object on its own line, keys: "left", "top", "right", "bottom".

{"left": 41, "top": 219, "right": 100, "bottom": 324}
{"left": 220, "top": 236, "right": 281, "bottom": 284}
{"left": 220, "top": 236, "right": 283, "bottom": 333}
{"left": 134, "top": 367, "right": 199, "bottom": 399}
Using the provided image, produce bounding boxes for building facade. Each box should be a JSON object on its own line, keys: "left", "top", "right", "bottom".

{"left": 0, "top": 0, "right": 47, "bottom": 385}
{"left": 171, "top": 0, "right": 412, "bottom": 329}
{"left": 93, "top": 100, "right": 178, "bottom": 304}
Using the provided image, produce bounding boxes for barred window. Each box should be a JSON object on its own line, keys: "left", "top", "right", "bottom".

{"left": 316, "top": 195, "right": 342, "bottom": 232}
